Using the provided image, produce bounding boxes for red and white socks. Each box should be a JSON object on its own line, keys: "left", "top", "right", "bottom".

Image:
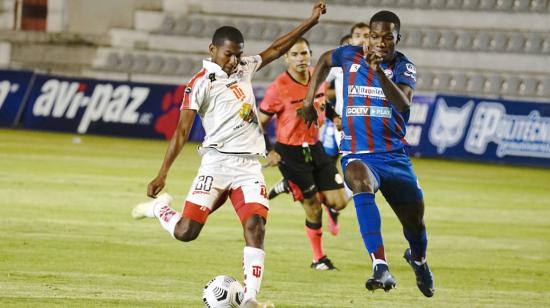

{"left": 243, "top": 246, "right": 265, "bottom": 302}
{"left": 153, "top": 203, "right": 181, "bottom": 239}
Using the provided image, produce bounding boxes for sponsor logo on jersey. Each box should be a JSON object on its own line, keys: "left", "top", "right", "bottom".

{"left": 0, "top": 80, "right": 20, "bottom": 110}
{"left": 348, "top": 85, "right": 386, "bottom": 99}
{"left": 404, "top": 63, "right": 417, "bottom": 81}
{"left": 239, "top": 102, "right": 258, "bottom": 123}
{"left": 346, "top": 106, "right": 392, "bottom": 118}
{"left": 31, "top": 79, "right": 151, "bottom": 134}
{"left": 349, "top": 64, "right": 361, "bottom": 72}
{"left": 383, "top": 68, "right": 393, "bottom": 79}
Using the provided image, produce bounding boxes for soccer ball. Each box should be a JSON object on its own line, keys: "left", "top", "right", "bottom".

{"left": 202, "top": 275, "right": 244, "bottom": 308}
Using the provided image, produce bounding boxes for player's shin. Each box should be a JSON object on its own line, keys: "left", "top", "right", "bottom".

{"left": 353, "top": 192, "right": 386, "bottom": 267}
{"left": 243, "top": 246, "right": 265, "bottom": 302}
{"left": 305, "top": 221, "right": 325, "bottom": 262}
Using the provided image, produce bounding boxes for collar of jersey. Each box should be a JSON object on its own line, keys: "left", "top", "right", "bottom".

{"left": 202, "top": 58, "right": 230, "bottom": 78}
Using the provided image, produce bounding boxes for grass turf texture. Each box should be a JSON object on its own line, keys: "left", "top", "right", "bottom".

{"left": 1, "top": 129, "right": 549, "bottom": 307}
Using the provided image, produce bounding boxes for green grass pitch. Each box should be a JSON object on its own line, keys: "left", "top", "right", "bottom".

{"left": 1, "top": 129, "right": 549, "bottom": 307}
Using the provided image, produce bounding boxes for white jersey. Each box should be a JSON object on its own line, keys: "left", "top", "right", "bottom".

{"left": 181, "top": 55, "right": 266, "bottom": 156}
{"left": 326, "top": 67, "right": 344, "bottom": 116}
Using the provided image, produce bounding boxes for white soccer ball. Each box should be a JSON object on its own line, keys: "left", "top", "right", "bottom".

{"left": 202, "top": 275, "right": 244, "bottom": 308}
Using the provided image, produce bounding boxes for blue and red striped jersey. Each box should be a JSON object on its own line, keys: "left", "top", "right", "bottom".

{"left": 332, "top": 45, "right": 416, "bottom": 153}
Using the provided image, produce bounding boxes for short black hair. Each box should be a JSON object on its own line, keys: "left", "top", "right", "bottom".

{"left": 339, "top": 34, "right": 352, "bottom": 45}
{"left": 295, "top": 37, "right": 311, "bottom": 49}
{"left": 350, "top": 22, "right": 369, "bottom": 34}
{"left": 212, "top": 26, "right": 244, "bottom": 46}
{"left": 370, "top": 10, "right": 401, "bottom": 33}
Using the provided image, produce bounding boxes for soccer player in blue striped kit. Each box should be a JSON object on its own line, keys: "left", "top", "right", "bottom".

{"left": 301, "top": 10, "right": 435, "bottom": 297}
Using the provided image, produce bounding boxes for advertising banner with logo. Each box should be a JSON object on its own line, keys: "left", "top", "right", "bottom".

{"left": 0, "top": 70, "right": 35, "bottom": 126}
{"left": 413, "top": 95, "right": 550, "bottom": 167}
{"left": 404, "top": 95, "right": 434, "bottom": 150}
{"left": 22, "top": 74, "right": 205, "bottom": 141}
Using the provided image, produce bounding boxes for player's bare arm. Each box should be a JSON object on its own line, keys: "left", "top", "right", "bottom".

{"left": 258, "top": 111, "right": 281, "bottom": 166}
{"left": 367, "top": 51, "right": 413, "bottom": 113}
{"left": 302, "top": 49, "right": 334, "bottom": 127}
{"left": 147, "top": 109, "right": 197, "bottom": 198}
{"left": 258, "top": 0, "right": 326, "bottom": 70}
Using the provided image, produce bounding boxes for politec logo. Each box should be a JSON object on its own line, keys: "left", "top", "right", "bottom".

{"left": 465, "top": 102, "right": 550, "bottom": 158}
{"left": 32, "top": 79, "right": 152, "bottom": 133}
{"left": 0, "top": 80, "right": 20, "bottom": 109}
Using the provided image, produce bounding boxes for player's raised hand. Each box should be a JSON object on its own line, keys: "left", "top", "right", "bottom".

{"left": 147, "top": 175, "right": 166, "bottom": 198}
{"left": 299, "top": 104, "right": 319, "bottom": 128}
{"left": 310, "top": 0, "right": 327, "bottom": 22}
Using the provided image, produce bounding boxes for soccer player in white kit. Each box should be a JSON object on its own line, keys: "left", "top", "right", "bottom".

{"left": 132, "top": 2, "right": 327, "bottom": 307}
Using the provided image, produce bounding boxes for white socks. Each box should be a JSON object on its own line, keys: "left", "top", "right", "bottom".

{"left": 153, "top": 203, "right": 181, "bottom": 239}
{"left": 371, "top": 253, "right": 388, "bottom": 268}
{"left": 243, "top": 246, "right": 265, "bottom": 302}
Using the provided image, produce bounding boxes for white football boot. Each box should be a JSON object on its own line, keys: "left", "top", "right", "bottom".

{"left": 131, "top": 193, "right": 173, "bottom": 219}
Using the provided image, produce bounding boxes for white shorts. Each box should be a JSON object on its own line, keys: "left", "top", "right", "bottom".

{"left": 185, "top": 149, "right": 269, "bottom": 211}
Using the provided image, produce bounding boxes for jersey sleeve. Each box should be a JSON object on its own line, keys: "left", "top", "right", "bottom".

{"left": 325, "top": 67, "right": 338, "bottom": 82}
{"left": 331, "top": 46, "right": 346, "bottom": 68}
{"left": 393, "top": 59, "right": 417, "bottom": 90}
{"left": 259, "top": 82, "right": 282, "bottom": 115}
{"left": 243, "top": 55, "right": 263, "bottom": 75}
{"left": 181, "top": 70, "right": 207, "bottom": 111}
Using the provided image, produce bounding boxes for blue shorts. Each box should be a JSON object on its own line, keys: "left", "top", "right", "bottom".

{"left": 340, "top": 149, "right": 423, "bottom": 205}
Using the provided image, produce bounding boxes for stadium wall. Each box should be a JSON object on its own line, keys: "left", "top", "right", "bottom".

{"left": 65, "top": 0, "right": 161, "bottom": 35}
{"left": 1, "top": 68, "right": 550, "bottom": 168}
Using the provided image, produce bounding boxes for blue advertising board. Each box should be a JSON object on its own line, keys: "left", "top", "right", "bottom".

{"left": 410, "top": 95, "right": 550, "bottom": 167}
{"left": 404, "top": 95, "right": 434, "bottom": 150}
{"left": 0, "top": 70, "right": 34, "bottom": 126}
{"left": 22, "top": 74, "right": 205, "bottom": 141}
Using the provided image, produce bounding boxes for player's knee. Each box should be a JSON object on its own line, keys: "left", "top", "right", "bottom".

{"left": 345, "top": 161, "right": 375, "bottom": 193}
{"left": 173, "top": 226, "right": 199, "bottom": 242}
{"left": 244, "top": 215, "right": 265, "bottom": 237}
{"left": 332, "top": 193, "right": 349, "bottom": 210}
{"left": 302, "top": 198, "right": 322, "bottom": 221}
{"left": 345, "top": 177, "right": 374, "bottom": 193}
{"left": 321, "top": 190, "right": 348, "bottom": 211}
{"left": 173, "top": 220, "right": 202, "bottom": 242}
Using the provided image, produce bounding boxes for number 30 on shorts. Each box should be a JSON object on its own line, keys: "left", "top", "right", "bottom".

{"left": 195, "top": 175, "right": 213, "bottom": 191}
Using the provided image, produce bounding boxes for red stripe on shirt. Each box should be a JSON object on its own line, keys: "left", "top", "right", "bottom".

{"left": 347, "top": 52, "right": 363, "bottom": 153}
{"left": 181, "top": 68, "right": 206, "bottom": 109}
{"left": 383, "top": 64, "right": 394, "bottom": 151}
{"left": 364, "top": 67, "right": 375, "bottom": 152}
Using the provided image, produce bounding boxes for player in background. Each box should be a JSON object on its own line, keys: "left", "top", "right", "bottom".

{"left": 321, "top": 34, "right": 351, "bottom": 160}
{"left": 301, "top": 11, "right": 435, "bottom": 297}
{"left": 258, "top": 38, "right": 348, "bottom": 270}
{"left": 131, "top": 2, "right": 327, "bottom": 307}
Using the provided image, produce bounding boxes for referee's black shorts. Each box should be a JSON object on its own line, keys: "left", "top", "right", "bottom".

{"left": 275, "top": 141, "right": 344, "bottom": 200}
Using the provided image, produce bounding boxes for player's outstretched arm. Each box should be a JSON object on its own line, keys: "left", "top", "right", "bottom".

{"left": 367, "top": 52, "right": 413, "bottom": 112}
{"left": 147, "top": 109, "right": 197, "bottom": 198}
{"left": 258, "top": 0, "right": 326, "bottom": 70}
{"left": 302, "top": 49, "right": 334, "bottom": 127}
